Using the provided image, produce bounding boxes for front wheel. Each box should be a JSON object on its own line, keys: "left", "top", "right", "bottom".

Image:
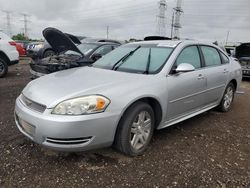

{"left": 217, "top": 83, "right": 235, "bottom": 112}
{"left": 43, "top": 50, "right": 55, "bottom": 58}
{"left": 114, "top": 102, "right": 155, "bottom": 156}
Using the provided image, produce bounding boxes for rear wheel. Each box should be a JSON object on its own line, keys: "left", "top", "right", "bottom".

{"left": 0, "top": 57, "right": 8, "bottom": 78}
{"left": 217, "top": 82, "right": 235, "bottom": 112}
{"left": 114, "top": 102, "right": 154, "bottom": 156}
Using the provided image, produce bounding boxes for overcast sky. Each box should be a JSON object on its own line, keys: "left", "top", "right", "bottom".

{"left": 0, "top": 0, "right": 249, "bottom": 43}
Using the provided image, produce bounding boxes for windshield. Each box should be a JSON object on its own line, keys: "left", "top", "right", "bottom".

{"left": 65, "top": 43, "right": 99, "bottom": 56}
{"left": 93, "top": 45, "right": 174, "bottom": 74}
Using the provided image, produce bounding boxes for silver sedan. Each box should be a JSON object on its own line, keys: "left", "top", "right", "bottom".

{"left": 15, "top": 40, "right": 242, "bottom": 156}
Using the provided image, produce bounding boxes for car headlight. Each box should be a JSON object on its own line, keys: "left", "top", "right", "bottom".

{"left": 36, "top": 44, "right": 44, "bottom": 49}
{"left": 52, "top": 95, "right": 110, "bottom": 115}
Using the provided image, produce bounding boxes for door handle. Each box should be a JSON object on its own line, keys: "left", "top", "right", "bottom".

{"left": 223, "top": 69, "right": 229, "bottom": 73}
{"left": 197, "top": 74, "right": 205, "bottom": 80}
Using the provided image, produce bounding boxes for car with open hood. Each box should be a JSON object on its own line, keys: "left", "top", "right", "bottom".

{"left": 235, "top": 43, "right": 250, "bottom": 78}
{"left": 26, "top": 31, "right": 85, "bottom": 60}
{"left": 30, "top": 27, "right": 120, "bottom": 78}
{"left": 15, "top": 40, "right": 241, "bottom": 156}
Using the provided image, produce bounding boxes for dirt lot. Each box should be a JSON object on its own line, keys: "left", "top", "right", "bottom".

{"left": 0, "top": 60, "right": 249, "bottom": 188}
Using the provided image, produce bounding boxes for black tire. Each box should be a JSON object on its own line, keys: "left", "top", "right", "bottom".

{"left": 217, "top": 82, "right": 235, "bottom": 112}
{"left": 43, "top": 50, "right": 55, "bottom": 58}
{"left": 114, "top": 102, "right": 155, "bottom": 156}
{"left": 0, "top": 57, "right": 8, "bottom": 78}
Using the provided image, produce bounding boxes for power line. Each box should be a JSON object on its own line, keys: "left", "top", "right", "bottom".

{"left": 53, "top": 1, "right": 156, "bottom": 15}
{"left": 106, "top": 26, "right": 109, "bottom": 39}
{"left": 61, "top": 6, "right": 157, "bottom": 21}
{"left": 170, "top": 10, "right": 175, "bottom": 38}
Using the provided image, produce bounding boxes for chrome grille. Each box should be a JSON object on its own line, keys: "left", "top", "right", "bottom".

{"left": 20, "top": 94, "right": 46, "bottom": 113}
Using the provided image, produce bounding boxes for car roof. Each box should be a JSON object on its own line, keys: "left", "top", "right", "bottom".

{"left": 127, "top": 40, "right": 220, "bottom": 49}
{"left": 80, "top": 42, "right": 120, "bottom": 46}
{"left": 81, "top": 38, "right": 122, "bottom": 44}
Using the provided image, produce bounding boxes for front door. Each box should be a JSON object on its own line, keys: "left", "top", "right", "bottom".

{"left": 166, "top": 45, "right": 207, "bottom": 121}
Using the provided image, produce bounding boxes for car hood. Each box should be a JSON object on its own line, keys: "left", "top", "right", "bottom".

{"left": 239, "top": 57, "right": 250, "bottom": 62}
{"left": 22, "top": 67, "right": 147, "bottom": 108}
{"left": 235, "top": 43, "right": 250, "bottom": 58}
{"left": 64, "top": 33, "right": 82, "bottom": 45}
{"left": 43, "top": 27, "right": 83, "bottom": 56}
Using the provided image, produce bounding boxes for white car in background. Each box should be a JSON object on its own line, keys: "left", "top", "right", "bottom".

{"left": 0, "top": 31, "right": 19, "bottom": 78}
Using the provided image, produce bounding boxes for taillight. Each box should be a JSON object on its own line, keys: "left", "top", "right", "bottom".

{"left": 9, "top": 41, "right": 16, "bottom": 46}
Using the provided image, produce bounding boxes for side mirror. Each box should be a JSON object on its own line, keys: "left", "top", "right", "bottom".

{"left": 91, "top": 53, "right": 102, "bottom": 61}
{"left": 175, "top": 63, "right": 195, "bottom": 73}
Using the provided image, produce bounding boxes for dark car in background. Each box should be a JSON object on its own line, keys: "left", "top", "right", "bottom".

{"left": 235, "top": 43, "right": 250, "bottom": 78}
{"left": 30, "top": 28, "right": 120, "bottom": 78}
{"left": 82, "top": 37, "right": 123, "bottom": 44}
{"left": 225, "top": 46, "right": 236, "bottom": 57}
{"left": 26, "top": 41, "right": 44, "bottom": 59}
{"left": 26, "top": 34, "right": 86, "bottom": 60}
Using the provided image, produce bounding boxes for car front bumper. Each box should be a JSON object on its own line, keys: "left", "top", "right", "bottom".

{"left": 26, "top": 50, "right": 39, "bottom": 59}
{"left": 15, "top": 96, "right": 121, "bottom": 152}
{"left": 242, "top": 68, "right": 250, "bottom": 78}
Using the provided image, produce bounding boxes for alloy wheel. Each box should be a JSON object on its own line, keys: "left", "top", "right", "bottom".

{"left": 0, "top": 61, "right": 4, "bottom": 74}
{"left": 130, "top": 111, "right": 152, "bottom": 151}
{"left": 223, "top": 86, "right": 234, "bottom": 109}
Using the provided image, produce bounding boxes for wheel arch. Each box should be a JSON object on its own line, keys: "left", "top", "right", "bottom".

{"left": 229, "top": 79, "right": 237, "bottom": 90}
{"left": 116, "top": 96, "right": 163, "bottom": 130}
{"left": 42, "top": 48, "right": 55, "bottom": 58}
{"left": 0, "top": 51, "right": 10, "bottom": 63}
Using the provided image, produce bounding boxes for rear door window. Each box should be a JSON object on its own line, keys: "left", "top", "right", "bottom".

{"left": 201, "top": 46, "right": 222, "bottom": 67}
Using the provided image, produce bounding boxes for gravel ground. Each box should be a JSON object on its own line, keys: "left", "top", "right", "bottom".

{"left": 0, "top": 59, "right": 249, "bottom": 188}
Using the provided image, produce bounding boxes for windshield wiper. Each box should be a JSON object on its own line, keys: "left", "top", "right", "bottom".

{"left": 111, "top": 45, "right": 141, "bottom": 70}
{"left": 144, "top": 48, "right": 151, "bottom": 74}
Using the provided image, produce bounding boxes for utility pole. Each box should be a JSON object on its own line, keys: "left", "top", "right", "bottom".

{"left": 226, "top": 31, "right": 230, "bottom": 45}
{"left": 106, "top": 26, "right": 109, "bottom": 39}
{"left": 171, "top": 10, "right": 175, "bottom": 39}
{"left": 173, "top": 0, "right": 183, "bottom": 39}
{"left": 156, "top": 0, "right": 167, "bottom": 37}
{"left": 2, "top": 10, "right": 12, "bottom": 36}
{"left": 21, "top": 13, "right": 31, "bottom": 38}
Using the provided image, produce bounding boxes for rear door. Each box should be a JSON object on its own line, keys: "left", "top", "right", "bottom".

{"left": 199, "top": 45, "right": 230, "bottom": 105}
{"left": 166, "top": 45, "right": 207, "bottom": 120}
